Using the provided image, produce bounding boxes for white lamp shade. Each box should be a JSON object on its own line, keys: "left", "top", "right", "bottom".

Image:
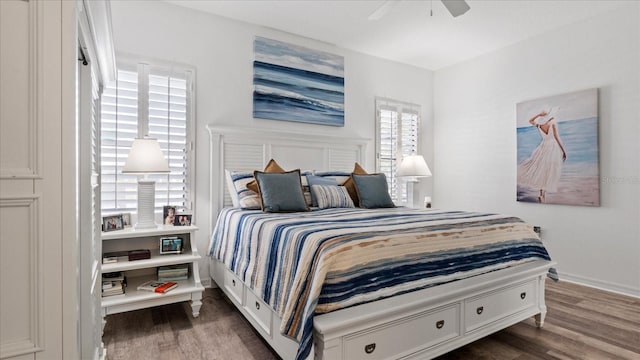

{"left": 122, "top": 137, "right": 170, "bottom": 174}
{"left": 398, "top": 154, "right": 432, "bottom": 177}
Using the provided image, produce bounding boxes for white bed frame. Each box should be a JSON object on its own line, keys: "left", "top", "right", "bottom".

{"left": 207, "top": 126, "right": 555, "bottom": 360}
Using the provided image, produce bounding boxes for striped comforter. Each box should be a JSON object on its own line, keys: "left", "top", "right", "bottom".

{"left": 209, "top": 207, "right": 552, "bottom": 360}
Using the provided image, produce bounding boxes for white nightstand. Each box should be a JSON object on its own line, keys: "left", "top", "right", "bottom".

{"left": 100, "top": 225, "right": 204, "bottom": 328}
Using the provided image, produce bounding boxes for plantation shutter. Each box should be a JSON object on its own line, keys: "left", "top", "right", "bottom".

{"left": 375, "top": 98, "right": 420, "bottom": 203}
{"left": 148, "top": 72, "right": 191, "bottom": 210}
{"left": 100, "top": 69, "right": 139, "bottom": 213}
{"left": 100, "top": 65, "right": 193, "bottom": 215}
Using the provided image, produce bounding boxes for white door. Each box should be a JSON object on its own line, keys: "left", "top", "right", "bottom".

{"left": 0, "top": 0, "right": 77, "bottom": 359}
{"left": 78, "top": 41, "right": 104, "bottom": 360}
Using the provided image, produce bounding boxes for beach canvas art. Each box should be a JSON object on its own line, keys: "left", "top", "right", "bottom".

{"left": 253, "top": 37, "right": 345, "bottom": 126}
{"left": 516, "top": 88, "right": 599, "bottom": 206}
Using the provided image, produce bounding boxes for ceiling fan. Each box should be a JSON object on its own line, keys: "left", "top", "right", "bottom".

{"left": 368, "top": 0, "right": 471, "bottom": 20}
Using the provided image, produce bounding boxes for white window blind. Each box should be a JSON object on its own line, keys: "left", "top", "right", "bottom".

{"left": 100, "top": 65, "right": 193, "bottom": 215}
{"left": 375, "top": 98, "right": 420, "bottom": 203}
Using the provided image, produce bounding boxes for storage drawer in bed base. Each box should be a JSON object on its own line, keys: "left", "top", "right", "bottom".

{"left": 211, "top": 258, "right": 554, "bottom": 360}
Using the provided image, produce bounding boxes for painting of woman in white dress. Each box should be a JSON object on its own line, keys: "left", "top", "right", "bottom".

{"left": 517, "top": 89, "right": 599, "bottom": 206}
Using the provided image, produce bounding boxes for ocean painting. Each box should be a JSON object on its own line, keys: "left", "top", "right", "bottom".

{"left": 253, "top": 37, "right": 344, "bottom": 126}
{"left": 516, "top": 88, "right": 599, "bottom": 206}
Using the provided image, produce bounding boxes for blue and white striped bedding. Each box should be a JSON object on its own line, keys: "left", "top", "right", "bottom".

{"left": 209, "top": 207, "right": 552, "bottom": 360}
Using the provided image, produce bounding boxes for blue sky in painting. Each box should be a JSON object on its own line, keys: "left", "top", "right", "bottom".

{"left": 254, "top": 36, "right": 344, "bottom": 77}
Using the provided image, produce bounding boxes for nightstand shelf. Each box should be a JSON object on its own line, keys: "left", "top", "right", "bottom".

{"left": 102, "top": 274, "right": 200, "bottom": 313}
{"left": 102, "top": 251, "right": 200, "bottom": 273}
{"left": 100, "top": 225, "right": 204, "bottom": 328}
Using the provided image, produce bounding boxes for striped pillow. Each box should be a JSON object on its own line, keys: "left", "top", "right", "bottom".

{"left": 311, "top": 185, "right": 355, "bottom": 209}
{"left": 313, "top": 171, "right": 351, "bottom": 185}
{"left": 227, "top": 170, "right": 262, "bottom": 209}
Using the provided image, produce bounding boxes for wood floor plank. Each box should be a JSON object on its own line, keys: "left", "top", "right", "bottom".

{"left": 547, "top": 306, "right": 640, "bottom": 354}
{"left": 103, "top": 280, "right": 640, "bottom": 360}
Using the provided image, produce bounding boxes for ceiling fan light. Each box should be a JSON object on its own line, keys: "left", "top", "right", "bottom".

{"left": 441, "top": 0, "right": 471, "bottom": 18}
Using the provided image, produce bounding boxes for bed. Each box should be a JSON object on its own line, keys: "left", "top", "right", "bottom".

{"left": 207, "top": 126, "right": 556, "bottom": 360}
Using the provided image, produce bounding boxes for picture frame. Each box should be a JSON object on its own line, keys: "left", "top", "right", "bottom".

{"left": 102, "top": 214, "right": 124, "bottom": 232}
{"left": 163, "top": 205, "right": 176, "bottom": 225}
{"left": 121, "top": 212, "right": 132, "bottom": 228}
{"left": 516, "top": 88, "right": 599, "bottom": 206}
{"left": 159, "top": 236, "right": 183, "bottom": 255}
{"left": 173, "top": 214, "right": 192, "bottom": 226}
{"left": 253, "top": 36, "right": 345, "bottom": 127}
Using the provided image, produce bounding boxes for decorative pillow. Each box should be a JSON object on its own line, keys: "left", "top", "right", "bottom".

{"left": 224, "top": 169, "right": 241, "bottom": 207}
{"left": 300, "top": 172, "right": 314, "bottom": 207}
{"left": 342, "top": 163, "right": 368, "bottom": 207}
{"left": 306, "top": 175, "right": 338, "bottom": 207}
{"left": 226, "top": 170, "right": 262, "bottom": 209}
{"left": 246, "top": 159, "right": 285, "bottom": 193}
{"left": 352, "top": 173, "right": 395, "bottom": 209}
{"left": 313, "top": 171, "right": 351, "bottom": 185}
{"left": 311, "top": 185, "right": 354, "bottom": 209}
{"left": 254, "top": 170, "right": 309, "bottom": 213}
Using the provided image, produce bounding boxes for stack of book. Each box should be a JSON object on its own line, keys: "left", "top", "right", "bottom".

{"left": 102, "top": 271, "right": 126, "bottom": 297}
{"left": 157, "top": 264, "right": 189, "bottom": 281}
{"left": 137, "top": 280, "right": 178, "bottom": 294}
{"left": 102, "top": 251, "right": 128, "bottom": 264}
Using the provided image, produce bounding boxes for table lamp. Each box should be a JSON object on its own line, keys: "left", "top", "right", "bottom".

{"left": 122, "top": 137, "right": 170, "bottom": 229}
{"left": 398, "top": 154, "right": 432, "bottom": 208}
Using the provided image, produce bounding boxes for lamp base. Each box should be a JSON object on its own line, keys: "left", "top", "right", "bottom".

{"left": 405, "top": 179, "right": 416, "bottom": 209}
{"left": 134, "top": 179, "right": 158, "bottom": 229}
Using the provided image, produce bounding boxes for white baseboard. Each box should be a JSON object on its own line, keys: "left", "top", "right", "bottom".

{"left": 559, "top": 272, "right": 639, "bottom": 298}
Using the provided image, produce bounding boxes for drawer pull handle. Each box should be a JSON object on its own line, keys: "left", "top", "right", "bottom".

{"left": 436, "top": 320, "right": 445, "bottom": 329}
{"left": 520, "top": 292, "right": 527, "bottom": 300}
{"left": 255, "top": 301, "right": 260, "bottom": 310}
{"left": 364, "top": 343, "right": 376, "bottom": 354}
{"left": 232, "top": 279, "right": 236, "bottom": 287}
{"left": 476, "top": 306, "right": 484, "bottom": 315}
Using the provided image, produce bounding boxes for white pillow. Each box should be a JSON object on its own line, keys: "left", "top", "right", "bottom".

{"left": 224, "top": 169, "right": 241, "bottom": 208}
{"left": 225, "top": 170, "right": 261, "bottom": 209}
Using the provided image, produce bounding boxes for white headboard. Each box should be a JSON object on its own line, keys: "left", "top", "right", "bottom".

{"left": 207, "top": 126, "right": 371, "bottom": 227}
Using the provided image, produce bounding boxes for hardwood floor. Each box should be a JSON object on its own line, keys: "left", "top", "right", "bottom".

{"left": 103, "top": 281, "right": 640, "bottom": 360}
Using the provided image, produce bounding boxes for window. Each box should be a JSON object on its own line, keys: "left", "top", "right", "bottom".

{"left": 100, "top": 63, "right": 194, "bottom": 215}
{"left": 375, "top": 98, "right": 420, "bottom": 204}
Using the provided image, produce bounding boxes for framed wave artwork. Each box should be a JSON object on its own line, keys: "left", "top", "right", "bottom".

{"left": 516, "top": 88, "right": 599, "bottom": 206}
{"left": 252, "top": 36, "right": 345, "bottom": 127}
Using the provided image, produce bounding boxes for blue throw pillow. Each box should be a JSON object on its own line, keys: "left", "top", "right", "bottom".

{"left": 352, "top": 173, "right": 395, "bottom": 209}
{"left": 311, "top": 185, "right": 354, "bottom": 209}
{"left": 254, "top": 170, "right": 309, "bottom": 212}
{"left": 306, "top": 175, "right": 338, "bottom": 207}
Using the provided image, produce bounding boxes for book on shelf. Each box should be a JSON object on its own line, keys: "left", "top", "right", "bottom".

{"left": 102, "top": 282, "right": 124, "bottom": 297}
{"left": 158, "top": 274, "right": 189, "bottom": 281}
{"left": 103, "top": 271, "right": 125, "bottom": 282}
{"left": 137, "top": 280, "right": 178, "bottom": 294}
{"left": 157, "top": 264, "right": 189, "bottom": 281}
{"left": 102, "top": 251, "right": 129, "bottom": 264}
{"left": 102, "top": 271, "right": 126, "bottom": 297}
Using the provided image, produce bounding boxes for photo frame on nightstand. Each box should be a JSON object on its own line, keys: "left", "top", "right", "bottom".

{"left": 174, "top": 214, "right": 192, "bottom": 226}
{"left": 159, "top": 236, "right": 183, "bottom": 255}
{"left": 121, "top": 212, "right": 132, "bottom": 227}
{"left": 102, "top": 214, "right": 124, "bottom": 232}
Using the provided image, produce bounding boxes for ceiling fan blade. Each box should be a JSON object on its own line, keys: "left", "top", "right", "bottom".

{"left": 441, "top": 0, "right": 470, "bottom": 17}
{"left": 368, "top": 0, "right": 399, "bottom": 21}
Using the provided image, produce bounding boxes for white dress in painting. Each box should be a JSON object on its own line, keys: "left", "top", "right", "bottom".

{"left": 518, "top": 119, "right": 564, "bottom": 192}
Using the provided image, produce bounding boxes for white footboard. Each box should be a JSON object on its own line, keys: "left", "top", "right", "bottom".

{"left": 211, "top": 258, "right": 555, "bottom": 360}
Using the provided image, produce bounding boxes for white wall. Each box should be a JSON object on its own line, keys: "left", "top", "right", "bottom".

{"left": 434, "top": 5, "right": 640, "bottom": 296}
{"left": 109, "top": 1, "right": 434, "bottom": 282}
